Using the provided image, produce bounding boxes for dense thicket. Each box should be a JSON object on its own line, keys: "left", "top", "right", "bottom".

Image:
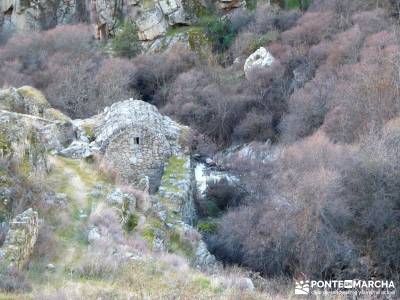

{"left": 205, "top": 0, "right": 400, "bottom": 282}
{"left": 0, "top": 25, "right": 137, "bottom": 118}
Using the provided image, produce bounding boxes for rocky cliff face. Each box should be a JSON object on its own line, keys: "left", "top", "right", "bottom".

{"left": 92, "top": 0, "right": 201, "bottom": 41}
{"left": 0, "top": 0, "right": 199, "bottom": 40}
{"left": 0, "top": 0, "right": 88, "bottom": 32}
{"left": 0, "top": 86, "right": 50, "bottom": 117}
{"left": 1, "top": 0, "right": 245, "bottom": 50}
{"left": 0, "top": 86, "right": 75, "bottom": 153}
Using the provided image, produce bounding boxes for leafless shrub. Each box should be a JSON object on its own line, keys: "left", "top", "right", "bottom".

{"left": 280, "top": 69, "right": 337, "bottom": 142}
{"left": 228, "top": 8, "right": 254, "bottom": 33}
{"left": 323, "top": 53, "right": 400, "bottom": 143}
{"left": 32, "top": 222, "right": 58, "bottom": 261}
{"left": 129, "top": 46, "right": 196, "bottom": 105}
{"left": 332, "top": 120, "right": 400, "bottom": 281}
{"left": 89, "top": 203, "right": 122, "bottom": 238}
{"left": 74, "top": 249, "right": 124, "bottom": 280}
{"left": 45, "top": 53, "right": 136, "bottom": 118}
{"left": 352, "top": 8, "right": 390, "bottom": 35}
{"left": 187, "top": 130, "right": 218, "bottom": 157}
{"left": 209, "top": 132, "right": 357, "bottom": 278}
{"left": 0, "top": 24, "right": 136, "bottom": 118}
{"left": 325, "top": 25, "right": 364, "bottom": 67}
{"left": 163, "top": 68, "right": 241, "bottom": 145}
{"left": 0, "top": 268, "right": 32, "bottom": 293}
{"left": 157, "top": 253, "right": 189, "bottom": 272}
{"left": 281, "top": 12, "right": 336, "bottom": 46}
{"left": 229, "top": 31, "right": 258, "bottom": 59}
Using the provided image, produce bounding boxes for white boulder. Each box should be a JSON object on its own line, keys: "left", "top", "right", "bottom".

{"left": 244, "top": 47, "right": 275, "bottom": 78}
{"left": 88, "top": 227, "right": 101, "bottom": 244}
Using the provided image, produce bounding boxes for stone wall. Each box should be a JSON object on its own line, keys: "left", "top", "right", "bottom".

{"left": 95, "top": 100, "right": 188, "bottom": 193}
{"left": 155, "top": 155, "right": 217, "bottom": 269}
{"left": 104, "top": 125, "right": 170, "bottom": 192}
{"left": 0, "top": 208, "right": 39, "bottom": 270}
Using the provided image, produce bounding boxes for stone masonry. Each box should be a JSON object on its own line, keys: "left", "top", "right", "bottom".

{"left": 95, "top": 99, "right": 188, "bottom": 193}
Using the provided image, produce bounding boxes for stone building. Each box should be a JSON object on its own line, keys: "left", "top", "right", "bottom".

{"left": 95, "top": 100, "right": 188, "bottom": 193}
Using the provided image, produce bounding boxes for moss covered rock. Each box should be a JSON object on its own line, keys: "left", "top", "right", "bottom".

{"left": 0, "top": 86, "right": 50, "bottom": 117}
{"left": 0, "top": 111, "right": 48, "bottom": 178}
{"left": 0, "top": 208, "right": 39, "bottom": 270}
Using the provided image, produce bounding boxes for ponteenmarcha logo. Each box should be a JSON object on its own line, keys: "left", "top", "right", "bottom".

{"left": 295, "top": 280, "right": 310, "bottom": 295}
{"left": 294, "top": 279, "right": 396, "bottom": 296}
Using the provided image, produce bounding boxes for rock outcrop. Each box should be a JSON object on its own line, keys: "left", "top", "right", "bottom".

{"left": 0, "top": 0, "right": 202, "bottom": 44}
{"left": 0, "top": 86, "right": 50, "bottom": 117}
{"left": 0, "top": 86, "right": 75, "bottom": 153}
{"left": 135, "top": 6, "right": 169, "bottom": 41}
{"left": 0, "top": 109, "right": 55, "bottom": 223}
{"left": 126, "top": 0, "right": 199, "bottom": 41}
{"left": 244, "top": 47, "right": 275, "bottom": 78}
{"left": 0, "top": 208, "right": 39, "bottom": 270}
{"left": 0, "top": 110, "right": 49, "bottom": 177}
{"left": 0, "top": 0, "right": 87, "bottom": 32}
{"left": 0, "top": 0, "right": 249, "bottom": 55}
{"left": 91, "top": 0, "right": 122, "bottom": 40}
{"left": 90, "top": 0, "right": 200, "bottom": 41}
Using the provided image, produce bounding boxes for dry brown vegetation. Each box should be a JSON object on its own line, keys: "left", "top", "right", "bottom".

{"left": 205, "top": 0, "right": 400, "bottom": 283}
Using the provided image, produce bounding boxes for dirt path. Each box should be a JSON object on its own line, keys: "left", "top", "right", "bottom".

{"left": 49, "top": 155, "right": 90, "bottom": 207}
{"left": 28, "top": 155, "right": 110, "bottom": 286}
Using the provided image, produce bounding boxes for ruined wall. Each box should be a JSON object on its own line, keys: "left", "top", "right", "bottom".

{"left": 104, "top": 125, "right": 171, "bottom": 192}
{"left": 95, "top": 99, "right": 187, "bottom": 193}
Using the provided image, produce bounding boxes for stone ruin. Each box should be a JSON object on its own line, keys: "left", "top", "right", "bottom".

{"left": 94, "top": 100, "right": 188, "bottom": 193}
{"left": 0, "top": 208, "right": 39, "bottom": 270}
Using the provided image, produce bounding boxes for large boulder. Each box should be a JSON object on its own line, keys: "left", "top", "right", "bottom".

{"left": 244, "top": 47, "right": 275, "bottom": 79}
{"left": 159, "top": 0, "right": 193, "bottom": 25}
{"left": 0, "top": 208, "right": 39, "bottom": 270}
{"left": 0, "top": 110, "right": 48, "bottom": 177}
{"left": 0, "top": 86, "right": 50, "bottom": 117}
{"left": 136, "top": 6, "right": 169, "bottom": 41}
{"left": 0, "top": 87, "right": 75, "bottom": 152}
